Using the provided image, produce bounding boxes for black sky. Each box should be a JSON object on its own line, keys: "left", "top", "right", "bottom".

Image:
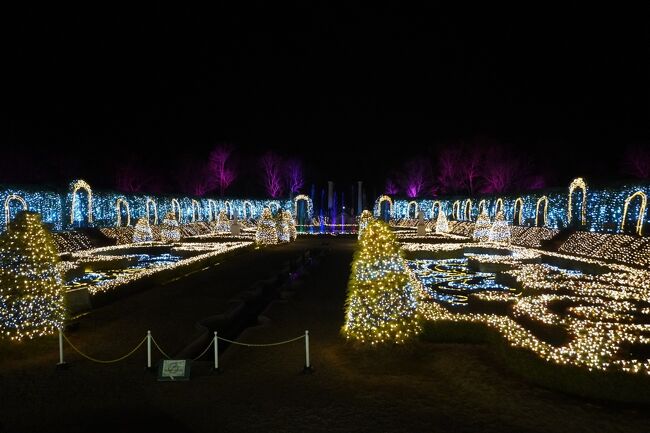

{"left": 1, "top": 4, "right": 649, "bottom": 194}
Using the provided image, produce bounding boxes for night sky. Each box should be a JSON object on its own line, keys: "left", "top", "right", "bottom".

{"left": 1, "top": 4, "right": 649, "bottom": 195}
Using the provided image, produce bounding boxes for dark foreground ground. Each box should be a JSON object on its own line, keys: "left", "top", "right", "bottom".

{"left": 1, "top": 237, "right": 649, "bottom": 433}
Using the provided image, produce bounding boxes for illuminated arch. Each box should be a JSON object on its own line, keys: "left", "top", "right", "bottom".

{"left": 374, "top": 195, "right": 394, "bottom": 217}
{"left": 568, "top": 177, "right": 587, "bottom": 226}
{"left": 115, "top": 198, "right": 131, "bottom": 227}
{"left": 478, "top": 199, "right": 487, "bottom": 214}
{"left": 513, "top": 197, "right": 524, "bottom": 225}
{"left": 535, "top": 196, "right": 548, "bottom": 227}
{"left": 293, "top": 194, "right": 313, "bottom": 218}
{"left": 70, "top": 179, "right": 93, "bottom": 225}
{"left": 463, "top": 199, "right": 473, "bottom": 221}
{"left": 621, "top": 191, "right": 647, "bottom": 235}
{"left": 268, "top": 201, "right": 280, "bottom": 214}
{"left": 495, "top": 198, "right": 504, "bottom": 216}
{"left": 207, "top": 199, "right": 218, "bottom": 221}
{"left": 4, "top": 194, "right": 27, "bottom": 230}
{"left": 191, "top": 199, "right": 201, "bottom": 222}
{"left": 171, "top": 199, "right": 182, "bottom": 223}
{"left": 452, "top": 200, "right": 460, "bottom": 220}
{"left": 224, "top": 201, "right": 233, "bottom": 218}
{"left": 431, "top": 201, "right": 442, "bottom": 219}
{"left": 407, "top": 201, "right": 418, "bottom": 218}
{"left": 242, "top": 201, "right": 254, "bottom": 219}
{"left": 146, "top": 198, "right": 158, "bottom": 225}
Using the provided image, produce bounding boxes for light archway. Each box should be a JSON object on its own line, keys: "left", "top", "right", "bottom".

{"left": 407, "top": 201, "right": 418, "bottom": 219}
{"left": 70, "top": 179, "right": 93, "bottom": 225}
{"left": 115, "top": 198, "right": 131, "bottom": 227}
{"left": 452, "top": 200, "right": 460, "bottom": 220}
{"left": 621, "top": 191, "right": 647, "bottom": 236}
{"left": 494, "top": 198, "right": 504, "bottom": 216}
{"left": 191, "top": 199, "right": 201, "bottom": 222}
{"left": 171, "top": 199, "right": 182, "bottom": 223}
{"left": 243, "top": 201, "right": 254, "bottom": 219}
{"left": 478, "top": 199, "right": 487, "bottom": 215}
{"left": 4, "top": 194, "right": 28, "bottom": 230}
{"left": 374, "top": 195, "right": 393, "bottom": 218}
{"left": 431, "top": 201, "right": 442, "bottom": 220}
{"left": 207, "top": 199, "right": 219, "bottom": 221}
{"left": 293, "top": 194, "right": 313, "bottom": 218}
{"left": 146, "top": 198, "right": 158, "bottom": 225}
{"left": 513, "top": 197, "right": 524, "bottom": 225}
{"left": 224, "top": 201, "right": 233, "bottom": 219}
{"left": 535, "top": 196, "right": 548, "bottom": 227}
{"left": 568, "top": 177, "right": 587, "bottom": 226}
{"left": 463, "top": 199, "right": 473, "bottom": 221}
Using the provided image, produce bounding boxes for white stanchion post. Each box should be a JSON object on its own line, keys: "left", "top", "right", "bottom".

{"left": 146, "top": 330, "right": 152, "bottom": 369}
{"left": 304, "top": 330, "right": 312, "bottom": 372}
{"left": 213, "top": 331, "right": 220, "bottom": 372}
{"left": 57, "top": 327, "right": 65, "bottom": 366}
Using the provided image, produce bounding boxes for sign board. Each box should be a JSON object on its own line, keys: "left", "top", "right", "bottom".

{"left": 157, "top": 359, "right": 191, "bottom": 381}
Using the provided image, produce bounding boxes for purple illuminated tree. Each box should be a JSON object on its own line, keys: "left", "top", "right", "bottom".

{"left": 437, "top": 147, "right": 465, "bottom": 194}
{"left": 208, "top": 144, "right": 238, "bottom": 196}
{"left": 622, "top": 145, "right": 650, "bottom": 179}
{"left": 260, "top": 151, "right": 284, "bottom": 198}
{"left": 480, "top": 145, "right": 530, "bottom": 194}
{"left": 115, "top": 159, "right": 156, "bottom": 193}
{"left": 285, "top": 158, "right": 304, "bottom": 195}
{"left": 385, "top": 178, "right": 399, "bottom": 195}
{"left": 399, "top": 159, "right": 432, "bottom": 198}
{"left": 177, "top": 159, "right": 216, "bottom": 196}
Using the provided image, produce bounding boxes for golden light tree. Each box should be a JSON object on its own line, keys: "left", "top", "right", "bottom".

{"left": 488, "top": 210, "right": 511, "bottom": 243}
{"left": 284, "top": 210, "right": 297, "bottom": 241}
{"left": 255, "top": 208, "right": 278, "bottom": 245}
{"left": 435, "top": 210, "right": 449, "bottom": 234}
{"left": 161, "top": 212, "right": 181, "bottom": 242}
{"left": 132, "top": 217, "right": 153, "bottom": 243}
{"left": 216, "top": 210, "right": 230, "bottom": 233}
{"left": 276, "top": 210, "right": 290, "bottom": 242}
{"left": 342, "top": 219, "right": 422, "bottom": 345}
{"left": 358, "top": 209, "right": 373, "bottom": 239}
{"left": 0, "top": 211, "right": 65, "bottom": 341}
{"left": 472, "top": 210, "right": 491, "bottom": 242}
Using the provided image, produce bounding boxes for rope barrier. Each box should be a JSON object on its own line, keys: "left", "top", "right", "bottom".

{"left": 192, "top": 339, "right": 214, "bottom": 361}
{"left": 62, "top": 333, "right": 147, "bottom": 364}
{"left": 216, "top": 334, "right": 305, "bottom": 347}
{"left": 151, "top": 336, "right": 172, "bottom": 359}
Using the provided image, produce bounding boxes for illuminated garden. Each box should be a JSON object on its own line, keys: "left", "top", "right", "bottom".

{"left": 2, "top": 5, "right": 650, "bottom": 433}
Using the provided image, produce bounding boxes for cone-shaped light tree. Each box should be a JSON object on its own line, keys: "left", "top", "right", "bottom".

{"left": 284, "top": 210, "right": 297, "bottom": 241}
{"left": 358, "top": 210, "right": 373, "bottom": 239}
{"left": 435, "top": 210, "right": 449, "bottom": 234}
{"left": 472, "top": 210, "right": 491, "bottom": 242}
{"left": 133, "top": 217, "right": 153, "bottom": 243}
{"left": 255, "top": 208, "right": 278, "bottom": 245}
{"left": 0, "top": 211, "right": 65, "bottom": 340}
{"left": 161, "top": 212, "right": 181, "bottom": 242}
{"left": 342, "top": 219, "right": 422, "bottom": 345}
{"left": 488, "top": 210, "right": 511, "bottom": 243}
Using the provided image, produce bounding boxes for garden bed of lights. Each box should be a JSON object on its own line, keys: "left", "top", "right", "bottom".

{"left": 403, "top": 240, "right": 650, "bottom": 390}
{"left": 61, "top": 241, "right": 252, "bottom": 295}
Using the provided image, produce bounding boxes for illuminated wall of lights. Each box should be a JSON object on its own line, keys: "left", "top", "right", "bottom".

{"left": 0, "top": 180, "right": 292, "bottom": 233}
{"left": 379, "top": 178, "right": 650, "bottom": 234}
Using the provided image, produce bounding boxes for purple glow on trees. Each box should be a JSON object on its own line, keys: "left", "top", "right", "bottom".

{"left": 115, "top": 160, "right": 156, "bottom": 193}
{"left": 285, "top": 158, "right": 304, "bottom": 195}
{"left": 480, "top": 146, "right": 529, "bottom": 194}
{"left": 437, "top": 147, "right": 465, "bottom": 194}
{"left": 260, "top": 151, "right": 284, "bottom": 198}
{"left": 208, "top": 144, "right": 238, "bottom": 196}
{"left": 385, "top": 178, "right": 399, "bottom": 195}
{"left": 399, "top": 159, "right": 432, "bottom": 198}
{"left": 178, "top": 162, "right": 216, "bottom": 196}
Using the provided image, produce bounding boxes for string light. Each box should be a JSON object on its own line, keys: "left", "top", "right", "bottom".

{"left": 342, "top": 219, "right": 422, "bottom": 345}
{"left": 293, "top": 194, "right": 314, "bottom": 219}
{"left": 463, "top": 198, "right": 473, "bottom": 221}
{"left": 161, "top": 212, "right": 181, "bottom": 242}
{"left": 568, "top": 177, "right": 587, "bottom": 226}
{"left": 69, "top": 179, "right": 93, "bottom": 225}
{"left": 115, "top": 198, "right": 131, "bottom": 227}
{"left": 621, "top": 191, "right": 647, "bottom": 236}
{"left": 488, "top": 211, "right": 511, "bottom": 243}
{"left": 255, "top": 208, "right": 278, "bottom": 245}
{"left": 0, "top": 211, "right": 65, "bottom": 341}
{"left": 513, "top": 197, "right": 524, "bottom": 225}
{"left": 132, "top": 218, "right": 153, "bottom": 243}
{"left": 4, "top": 194, "right": 28, "bottom": 231}
{"left": 374, "top": 195, "right": 394, "bottom": 218}
{"left": 535, "top": 196, "right": 548, "bottom": 227}
{"left": 473, "top": 210, "right": 491, "bottom": 241}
